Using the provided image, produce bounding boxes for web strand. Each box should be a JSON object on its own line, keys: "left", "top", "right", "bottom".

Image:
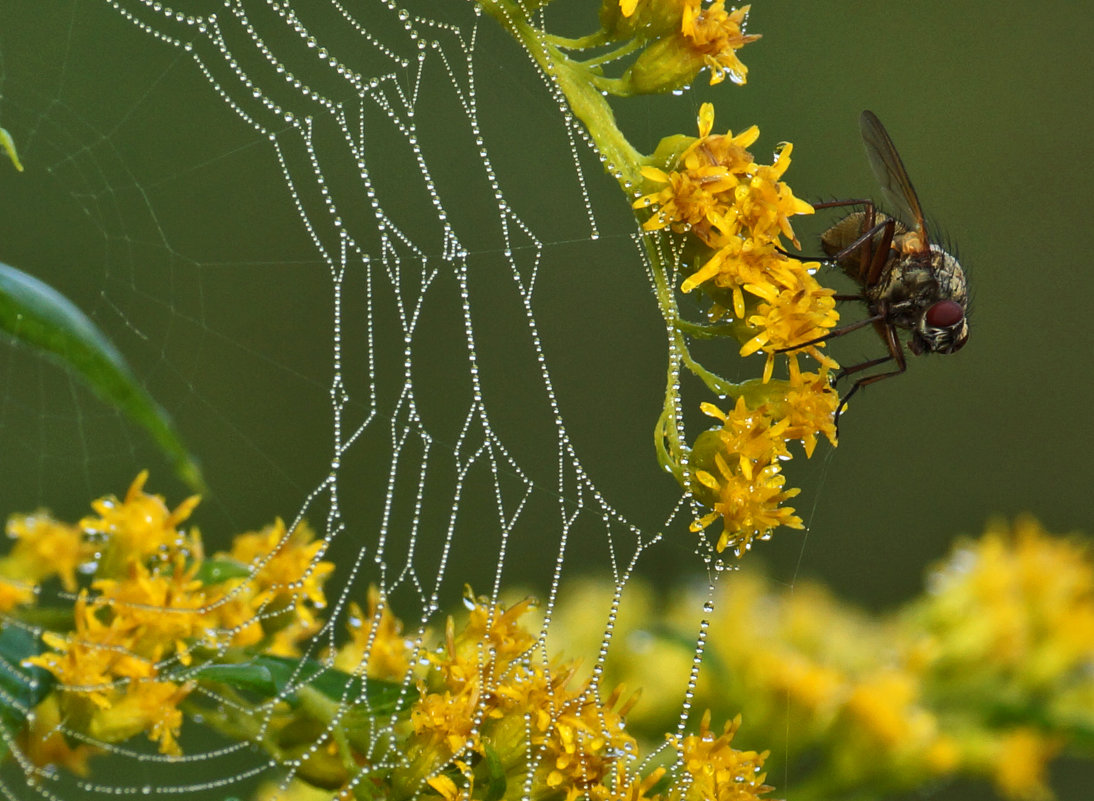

{"left": 0, "top": 2, "right": 716, "bottom": 798}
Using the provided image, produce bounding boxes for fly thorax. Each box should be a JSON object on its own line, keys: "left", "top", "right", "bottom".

{"left": 929, "top": 245, "right": 969, "bottom": 306}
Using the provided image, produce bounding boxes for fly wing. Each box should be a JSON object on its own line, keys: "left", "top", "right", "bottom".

{"left": 859, "top": 110, "right": 929, "bottom": 241}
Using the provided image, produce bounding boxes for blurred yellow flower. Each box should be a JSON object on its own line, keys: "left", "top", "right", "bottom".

{"left": 79, "top": 470, "right": 201, "bottom": 574}
{"left": 669, "top": 710, "right": 773, "bottom": 801}
{"left": 12, "top": 473, "right": 337, "bottom": 763}
{"left": 4, "top": 512, "right": 85, "bottom": 592}
{"left": 546, "top": 517, "right": 1094, "bottom": 800}
{"left": 333, "top": 584, "right": 414, "bottom": 680}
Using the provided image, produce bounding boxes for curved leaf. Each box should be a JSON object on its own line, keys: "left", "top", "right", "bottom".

{"left": 193, "top": 655, "right": 405, "bottom": 713}
{"left": 0, "top": 127, "right": 22, "bottom": 172}
{"left": 0, "top": 625, "right": 54, "bottom": 760}
{"left": 0, "top": 261, "right": 203, "bottom": 491}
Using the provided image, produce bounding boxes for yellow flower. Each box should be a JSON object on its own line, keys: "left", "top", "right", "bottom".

{"left": 90, "top": 555, "right": 210, "bottom": 665}
{"left": 79, "top": 470, "right": 201, "bottom": 575}
{"left": 991, "top": 728, "right": 1060, "bottom": 801}
{"left": 772, "top": 356, "right": 839, "bottom": 455}
{"left": 437, "top": 592, "right": 540, "bottom": 689}
{"left": 703, "top": 397, "right": 790, "bottom": 462}
{"left": 637, "top": 104, "right": 834, "bottom": 379}
{"left": 204, "top": 582, "right": 265, "bottom": 646}
{"left": 604, "top": 0, "right": 690, "bottom": 41}
{"left": 644, "top": 103, "right": 812, "bottom": 257}
{"left": 692, "top": 460, "right": 802, "bottom": 555}
{"left": 22, "top": 694, "right": 97, "bottom": 776}
{"left": 739, "top": 262, "right": 839, "bottom": 365}
{"left": 690, "top": 100, "right": 754, "bottom": 153}
{"left": 333, "top": 585, "right": 414, "bottom": 681}
{"left": 670, "top": 710, "right": 773, "bottom": 801}
{"left": 428, "top": 771, "right": 471, "bottom": 801}
{"left": 623, "top": 2, "right": 760, "bottom": 93}
{"left": 227, "top": 518, "right": 333, "bottom": 629}
{"left": 265, "top": 618, "right": 322, "bottom": 657}
{"left": 760, "top": 650, "right": 843, "bottom": 716}
{"left": 411, "top": 682, "right": 480, "bottom": 756}
{"left": 23, "top": 580, "right": 194, "bottom": 753}
{"left": 588, "top": 760, "right": 666, "bottom": 801}
{"left": 0, "top": 576, "right": 36, "bottom": 611}
{"left": 914, "top": 516, "right": 1094, "bottom": 691}
{"left": 4, "top": 512, "right": 85, "bottom": 592}
{"left": 688, "top": 397, "right": 803, "bottom": 555}
{"left": 26, "top": 592, "right": 158, "bottom": 709}
{"left": 533, "top": 682, "right": 639, "bottom": 801}
{"left": 843, "top": 670, "right": 940, "bottom": 751}
{"left": 634, "top": 163, "right": 743, "bottom": 239}
{"left": 680, "top": 236, "right": 771, "bottom": 303}
{"left": 86, "top": 678, "right": 193, "bottom": 756}
{"left": 680, "top": 2, "right": 761, "bottom": 86}
{"left": 404, "top": 593, "right": 643, "bottom": 801}
{"left": 633, "top": 107, "right": 762, "bottom": 248}
{"left": 732, "top": 143, "right": 814, "bottom": 248}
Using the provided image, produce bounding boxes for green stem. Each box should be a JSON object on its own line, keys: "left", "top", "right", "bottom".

{"left": 679, "top": 348, "right": 739, "bottom": 398}
{"left": 642, "top": 234, "right": 686, "bottom": 477}
{"left": 674, "top": 318, "right": 752, "bottom": 341}
{"left": 542, "top": 31, "right": 611, "bottom": 50}
{"left": 577, "top": 38, "right": 644, "bottom": 69}
{"left": 477, "top": 0, "right": 769, "bottom": 484}
{"left": 477, "top": 0, "right": 644, "bottom": 188}
{"left": 183, "top": 690, "right": 284, "bottom": 758}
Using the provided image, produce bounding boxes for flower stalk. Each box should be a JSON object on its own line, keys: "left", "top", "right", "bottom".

{"left": 477, "top": 0, "right": 837, "bottom": 555}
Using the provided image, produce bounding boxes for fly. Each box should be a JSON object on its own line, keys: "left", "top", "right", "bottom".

{"left": 788, "top": 110, "right": 969, "bottom": 428}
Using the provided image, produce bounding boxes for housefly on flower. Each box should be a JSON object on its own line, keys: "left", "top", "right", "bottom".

{"left": 786, "top": 110, "right": 969, "bottom": 428}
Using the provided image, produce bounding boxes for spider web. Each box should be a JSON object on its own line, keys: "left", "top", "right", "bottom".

{"left": 0, "top": 1, "right": 748, "bottom": 798}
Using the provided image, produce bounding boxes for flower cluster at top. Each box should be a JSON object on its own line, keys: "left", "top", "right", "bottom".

{"left": 635, "top": 102, "right": 839, "bottom": 555}
{"left": 546, "top": 516, "right": 1094, "bottom": 801}
{"left": 0, "top": 474, "right": 778, "bottom": 801}
{"left": 477, "top": 1, "right": 841, "bottom": 557}
{"left": 635, "top": 103, "right": 837, "bottom": 371}
{"left": 603, "top": 1, "right": 762, "bottom": 94}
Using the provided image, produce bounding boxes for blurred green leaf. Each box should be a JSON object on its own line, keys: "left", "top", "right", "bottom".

{"left": 193, "top": 557, "right": 253, "bottom": 585}
{"left": 0, "top": 625, "right": 54, "bottom": 761}
{"left": 481, "top": 743, "right": 508, "bottom": 801}
{"left": 0, "top": 127, "right": 22, "bottom": 172}
{"left": 193, "top": 655, "right": 405, "bottom": 713}
{"left": 0, "top": 261, "right": 203, "bottom": 491}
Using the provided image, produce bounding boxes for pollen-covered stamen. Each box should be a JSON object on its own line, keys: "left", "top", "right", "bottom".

{"left": 925, "top": 299, "right": 964, "bottom": 328}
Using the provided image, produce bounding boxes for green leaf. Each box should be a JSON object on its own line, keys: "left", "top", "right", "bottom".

{"left": 192, "top": 655, "right": 405, "bottom": 713}
{"left": 193, "top": 557, "right": 253, "bottom": 585}
{"left": 0, "top": 261, "right": 204, "bottom": 491}
{"left": 0, "top": 625, "right": 55, "bottom": 761}
{"left": 0, "top": 127, "right": 23, "bottom": 172}
{"left": 481, "top": 743, "right": 508, "bottom": 801}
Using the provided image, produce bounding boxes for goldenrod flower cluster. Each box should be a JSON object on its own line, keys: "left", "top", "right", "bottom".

{"left": 1, "top": 476, "right": 778, "bottom": 801}
{"left": 2, "top": 472, "right": 333, "bottom": 762}
{"left": 388, "top": 590, "right": 775, "bottom": 801}
{"left": 548, "top": 517, "right": 1094, "bottom": 801}
{"left": 477, "top": 1, "right": 839, "bottom": 556}
{"left": 611, "top": 2, "right": 761, "bottom": 94}
{"left": 635, "top": 102, "right": 838, "bottom": 555}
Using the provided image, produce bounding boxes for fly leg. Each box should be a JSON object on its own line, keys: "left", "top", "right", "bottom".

{"left": 775, "top": 312, "right": 885, "bottom": 353}
{"left": 833, "top": 319, "right": 907, "bottom": 431}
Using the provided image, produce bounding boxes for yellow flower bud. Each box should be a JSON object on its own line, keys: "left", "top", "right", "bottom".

{"left": 624, "top": 32, "right": 706, "bottom": 94}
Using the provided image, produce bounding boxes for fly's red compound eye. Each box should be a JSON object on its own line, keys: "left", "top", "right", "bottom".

{"left": 926, "top": 299, "right": 964, "bottom": 328}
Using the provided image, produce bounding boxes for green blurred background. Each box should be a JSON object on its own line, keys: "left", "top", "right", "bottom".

{"left": 0, "top": 1, "right": 1090, "bottom": 798}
